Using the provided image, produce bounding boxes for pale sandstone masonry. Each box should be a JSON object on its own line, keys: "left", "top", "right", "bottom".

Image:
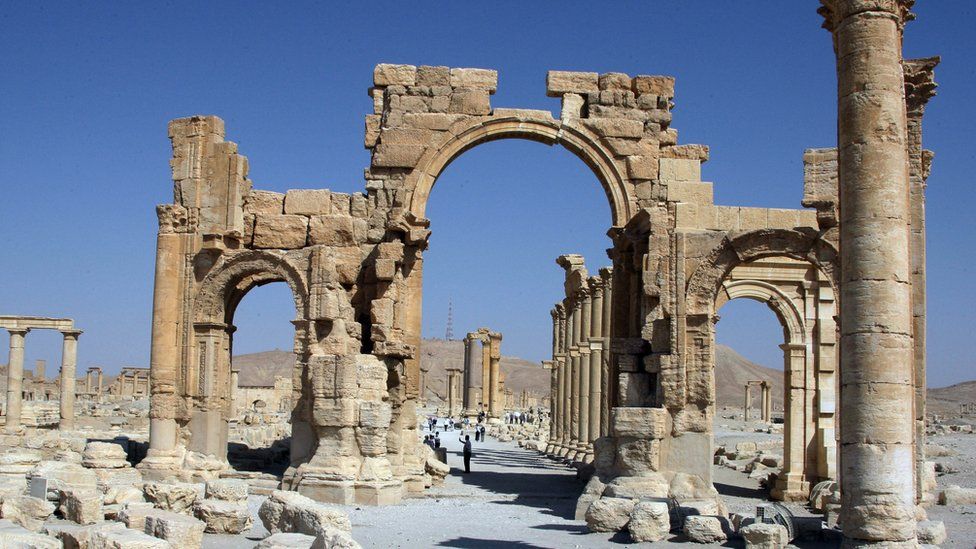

{"left": 819, "top": 0, "right": 926, "bottom": 544}
{"left": 143, "top": 49, "right": 935, "bottom": 522}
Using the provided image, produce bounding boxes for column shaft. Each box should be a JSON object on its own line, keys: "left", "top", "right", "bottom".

{"left": 59, "top": 331, "right": 81, "bottom": 430}
{"left": 578, "top": 294, "right": 591, "bottom": 454}
{"left": 5, "top": 329, "right": 28, "bottom": 429}
{"left": 827, "top": 1, "right": 917, "bottom": 542}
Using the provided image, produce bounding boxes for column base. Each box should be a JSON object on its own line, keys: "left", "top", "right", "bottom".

{"left": 295, "top": 477, "right": 404, "bottom": 506}
{"left": 771, "top": 472, "right": 811, "bottom": 502}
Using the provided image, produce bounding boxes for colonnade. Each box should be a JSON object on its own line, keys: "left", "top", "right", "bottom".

{"left": 544, "top": 257, "right": 611, "bottom": 463}
{"left": 461, "top": 329, "right": 502, "bottom": 418}
{"left": 114, "top": 367, "right": 150, "bottom": 397}
{"left": 84, "top": 366, "right": 104, "bottom": 397}
{"left": 0, "top": 316, "right": 82, "bottom": 430}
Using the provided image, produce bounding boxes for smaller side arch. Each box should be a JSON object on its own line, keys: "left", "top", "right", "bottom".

{"left": 718, "top": 279, "right": 805, "bottom": 345}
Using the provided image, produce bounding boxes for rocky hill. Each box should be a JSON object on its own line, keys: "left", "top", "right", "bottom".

{"left": 229, "top": 343, "right": 973, "bottom": 416}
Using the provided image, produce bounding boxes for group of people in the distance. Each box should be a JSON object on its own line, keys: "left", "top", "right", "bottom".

{"left": 422, "top": 410, "right": 494, "bottom": 474}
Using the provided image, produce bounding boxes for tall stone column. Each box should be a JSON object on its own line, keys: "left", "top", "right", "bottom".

{"left": 96, "top": 369, "right": 103, "bottom": 397}
{"left": 230, "top": 369, "right": 239, "bottom": 419}
{"left": 488, "top": 332, "right": 502, "bottom": 418}
{"left": 4, "top": 328, "right": 28, "bottom": 429}
{"left": 599, "top": 268, "right": 613, "bottom": 438}
{"left": 569, "top": 298, "right": 582, "bottom": 459}
{"left": 744, "top": 385, "right": 752, "bottom": 421}
{"left": 59, "top": 330, "right": 82, "bottom": 430}
{"left": 463, "top": 335, "right": 479, "bottom": 415}
{"left": 560, "top": 306, "right": 573, "bottom": 457}
{"left": 821, "top": 1, "right": 917, "bottom": 542}
{"left": 588, "top": 279, "right": 604, "bottom": 452}
{"left": 578, "top": 290, "right": 592, "bottom": 460}
{"left": 763, "top": 383, "right": 772, "bottom": 423}
{"left": 760, "top": 381, "right": 770, "bottom": 423}
{"left": 480, "top": 333, "right": 490, "bottom": 412}
{"left": 86, "top": 369, "right": 93, "bottom": 394}
{"left": 554, "top": 358, "right": 565, "bottom": 454}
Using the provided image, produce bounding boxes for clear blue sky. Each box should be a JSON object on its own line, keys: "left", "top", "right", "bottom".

{"left": 1, "top": 2, "right": 973, "bottom": 388}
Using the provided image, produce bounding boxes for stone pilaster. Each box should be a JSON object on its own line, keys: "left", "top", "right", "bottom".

{"left": 59, "top": 330, "right": 82, "bottom": 430}
{"left": 821, "top": 0, "right": 918, "bottom": 542}
{"left": 599, "top": 268, "right": 613, "bottom": 438}
{"left": 588, "top": 278, "right": 604, "bottom": 452}
{"left": 488, "top": 332, "right": 502, "bottom": 418}
{"left": 463, "top": 334, "right": 480, "bottom": 416}
{"left": 4, "top": 328, "right": 28, "bottom": 429}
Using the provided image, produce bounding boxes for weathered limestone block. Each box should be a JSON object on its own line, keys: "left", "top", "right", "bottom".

{"left": 582, "top": 118, "right": 644, "bottom": 138}
{"left": 449, "top": 88, "right": 490, "bottom": 115}
{"left": 93, "top": 467, "right": 143, "bottom": 492}
{"left": 0, "top": 451, "right": 41, "bottom": 497}
{"left": 45, "top": 520, "right": 126, "bottom": 549}
{"left": 659, "top": 158, "right": 701, "bottom": 181}
{"left": 60, "top": 490, "right": 103, "bottom": 525}
{"left": 740, "top": 523, "right": 789, "bottom": 549}
{"left": 204, "top": 479, "right": 248, "bottom": 502}
{"left": 585, "top": 497, "right": 635, "bottom": 533}
{"left": 259, "top": 490, "right": 352, "bottom": 536}
{"left": 309, "top": 215, "right": 357, "bottom": 247}
{"left": 244, "top": 190, "right": 285, "bottom": 215}
{"left": 309, "top": 527, "right": 361, "bottom": 549}
{"left": 371, "top": 143, "right": 426, "bottom": 168}
{"left": 546, "top": 71, "right": 599, "bottom": 97}
{"left": 669, "top": 472, "right": 719, "bottom": 501}
{"left": 611, "top": 407, "right": 668, "bottom": 439}
{"left": 450, "top": 68, "right": 497, "bottom": 92}
{"left": 256, "top": 533, "right": 315, "bottom": 549}
{"left": 90, "top": 527, "right": 170, "bottom": 549}
{"left": 373, "top": 64, "right": 416, "bottom": 87}
{"left": 0, "top": 495, "right": 55, "bottom": 531}
{"left": 632, "top": 75, "right": 675, "bottom": 97}
{"left": 423, "top": 453, "right": 449, "bottom": 485}
{"left": 0, "top": 519, "right": 60, "bottom": 548}
{"left": 602, "top": 474, "right": 669, "bottom": 499}
{"left": 683, "top": 515, "right": 728, "bottom": 544}
{"left": 252, "top": 215, "right": 309, "bottom": 249}
{"left": 939, "top": 484, "right": 976, "bottom": 505}
{"left": 143, "top": 509, "right": 205, "bottom": 548}
{"left": 574, "top": 476, "right": 606, "bottom": 520}
{"left": 194, "top": 499, "right": 251, "bottom": 534}
{"left": 285, "top": 190, "right": 332, "bottom": 216}
{"left": 82, "top": 442, "right": 128, "bottom": 469}
{"left": 118, "top": 502, "right": 156, "bottom": 530}
{"left": 916, "top": 520, "right": 947, "bottom": 545}
{"left": 31, "top": 461, "right": 98, "bottom": 501}
{"left": 416, "top": 65, "right": 450, "bottom": 86}
{"left": 143, "top": 482, "right": 200, "bottom": 514}
{"left": 599, "top": 72, "right": 631, "bottom": 91}
{"left": 628, "top": 500, "right": 671, "bottom": 543}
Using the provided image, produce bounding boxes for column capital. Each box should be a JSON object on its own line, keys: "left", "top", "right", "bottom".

{"left": 59, "top": 329, "right": 83, "bottom": 339}
{"left": 818, "top": 0, "right": 915, "bottom": 34}
{"left": 6, "top": 327, "right": 29, "bottom": 337}
{"left": 904, "top": 56, "right": 940, "bottom": 117}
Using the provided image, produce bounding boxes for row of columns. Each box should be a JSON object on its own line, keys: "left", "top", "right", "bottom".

{"left": 4, "top": 328, "right": 82, "bottom": 430}
{"left": 743, "top": 380, "right": 772, "bottom": 423}
{"left": 461, "top": 329, "right": 502, "bottom": 417}
{"left": 545, "top": 267, "right": 612, "bottom": 463}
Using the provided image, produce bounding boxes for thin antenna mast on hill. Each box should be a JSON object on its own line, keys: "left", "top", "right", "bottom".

{"left": 445, "top": 299, "right": 455, "bottom": 340}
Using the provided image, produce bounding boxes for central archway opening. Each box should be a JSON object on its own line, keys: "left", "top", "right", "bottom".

{"left": 224, "top": 281, "right": 295, "bottom": 478}
{"left": 402, "top": 136, "right": 616, "bottom": 543}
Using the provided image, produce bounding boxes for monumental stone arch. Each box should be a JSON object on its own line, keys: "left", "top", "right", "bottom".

{"left": 143, "top": 57, "right": 938, "bottom": 521}
{"left": 685, "top": 229, "right": 840, "bottom": 501}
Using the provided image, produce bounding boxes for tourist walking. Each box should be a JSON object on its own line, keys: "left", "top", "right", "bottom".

{"left": 460, "top": 434, "right": 472, "bottom": 473}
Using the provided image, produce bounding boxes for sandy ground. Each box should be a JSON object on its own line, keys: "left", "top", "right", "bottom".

{"left": 201, "top": 419, "right": 976, "bottom": 548}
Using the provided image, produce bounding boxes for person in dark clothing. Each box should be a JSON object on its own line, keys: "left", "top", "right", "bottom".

{"left": 434, "top": 432, "right": 441, "bottom": 448}
{"left": 460, "top": 434, "right": 472, "bottom": 473}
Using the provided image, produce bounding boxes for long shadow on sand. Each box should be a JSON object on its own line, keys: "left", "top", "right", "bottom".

{"left": 436, "top": 537, "right": 552, "bottom": 549}
{"left": 444, "top": 445, "right": 584, "bottom": 520}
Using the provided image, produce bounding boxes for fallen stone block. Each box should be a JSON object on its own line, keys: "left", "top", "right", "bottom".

{"left": 45, "top": 520, "right": 126, "bottom": 549}
{"left": 585, "top": 497, "right": 635, "bottom": 533}
{"left": 118, "top": 502, "right": 156, "bottom": 531}
{"left": 143, "top": 482, "right": 200, "bottom": 514}
{"left": 30, "top": 461, "right": 98, "bottom": 501}
{"left": 82, "top": 442, "right": 129, "bottom": 469}
{"left": 916, "top": 520, "right": 947, "bottom": 545}
{"left": 628, "top": 500, "right": 671, "bottom": 542}
{"left": 256, "top": 533, "right": 316, "bottom": 548}
{"left": 143, "top": 508, "right": 205, "bottom": 548}
{"left": 0, "top": 518, "right": 61, "bottom": 548}
{"left": 194, "top": 499, "right": 252, "bottom": 534}
{"left": 683, "top": 515, "right": 728, "bottom": 544}
{"left": 204, "top": 478, "right": 248, "bottom": 502}
{"left": 740, "top": 522, "right": 789, "bottom": 549}
{"left": 259, "top": 490, "right": 352, "bottom": 536}
{"left": 90, "top": 527, "right": 171, "bottom": 549}
{"left": 938, "top": 484, "right": 976, "bottom": 505}
{"left": 0, "top": 494, "right": 56, "bottom": 531}
{"left": 310, "top": 526, "right": 361, "bottom": 549}
{"left": 61, "top": 489, "right": 103, "bottom": 525}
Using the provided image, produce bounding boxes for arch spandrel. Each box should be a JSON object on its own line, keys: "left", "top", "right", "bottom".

{"left": 402, "top": 114, "right": 636, "bottom": 228}
{"left": 685, "top": 228, "right": 839, "bottom": 317}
